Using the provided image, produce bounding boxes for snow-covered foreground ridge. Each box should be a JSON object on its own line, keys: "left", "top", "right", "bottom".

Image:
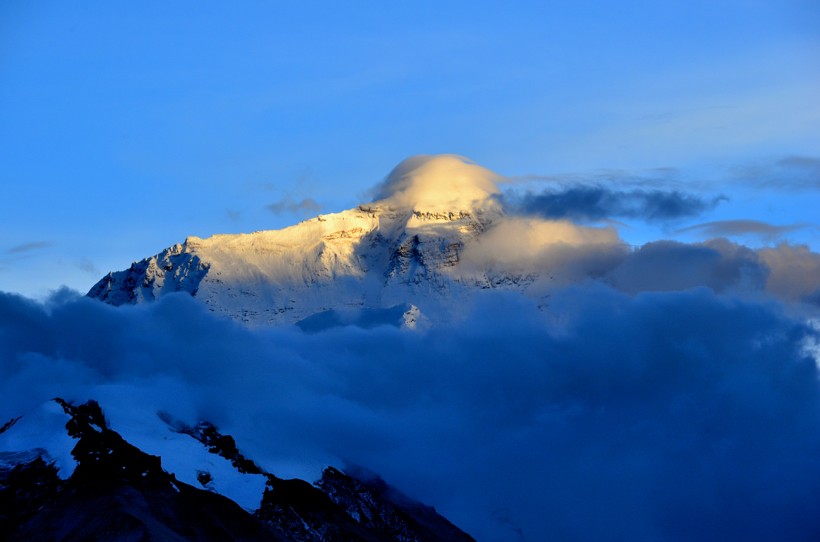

{"left": 88, "top": 154, "right": 615, "bottom": 325}
{"left": 0, "top": 398, "right": 475, "bottom": 541}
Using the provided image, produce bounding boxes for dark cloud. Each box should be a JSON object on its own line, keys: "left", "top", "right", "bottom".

{"left": 677, "top": 219, "right": 807, "bottom": 241}
{"left": 506, "top": 167, "right": 686, "bottom": 191}
{"left": 6, "top": 241, "right": 52, "bottom": 254}
{"left": 266, "top": 197, "right": 322, "bottom": 216}
{"left": 606, "top": 238, "right": 768, "bottom": 294}
{"left": 1, "top": 285, "right": 820, "bottom": 541}
{"left": 504, "top": 186, "right": 723, "bottom": 222}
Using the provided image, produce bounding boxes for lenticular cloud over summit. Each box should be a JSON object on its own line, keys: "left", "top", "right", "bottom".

{"left": 371, "top": 154, "right": 502, "bottom": 212}
{"left": 3, "top": 155, "right": 820, "bottom": 541}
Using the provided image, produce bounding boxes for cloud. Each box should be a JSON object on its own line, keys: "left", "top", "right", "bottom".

{"left": 677, "top": 219, "right": 808, "bottom": 241}
{"left": 606, "top": 238, "right": 768, "bottom": 295}
{"left": 266, "top": 197, "right": 322, "bottom": 216}
{"left": 75, "top": 258, "right": 99, "bottom": 275}
{"left": 6, "top": 241, "right": 52, "bottom": 254}
{"left": 1, "top": 242, "right": 54, "bottom": 272}
{"left": 734, "top": 155, "right": 820, "bottom": 192}
{"left": 2, "top": 284, "right": 820, "bottom": 541}
{"left": 459, "top": 217, "right": 626, "bottom": 286}
{"left": 369, "top": 155, "right": 501, "bottom": 212}
{"left": 504, "top": 186, "right": 723, "bottom": 222}
{"left": 461, "top": 220, "right": 793, "bottom": 300}
{"left": 758, "top": 243, "right": 820, "bottom": 304}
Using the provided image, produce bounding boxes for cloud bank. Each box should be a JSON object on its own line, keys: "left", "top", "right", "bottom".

{"left": 2, "top": 285, "right": 820, "bottom": 541}
{"left": 459, "top": 215, "right": 820, "bottom": 304}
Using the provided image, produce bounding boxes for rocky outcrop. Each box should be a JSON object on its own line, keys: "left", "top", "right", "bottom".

{"left": 88, "top": 243, "right": 210, "bottom": 306}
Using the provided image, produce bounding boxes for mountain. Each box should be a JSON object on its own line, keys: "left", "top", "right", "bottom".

{"left": 87, "top": 155, "right": 565, "bottom": 326}
{"left": 0, "top": 398, "right": 475, "bottom": 541}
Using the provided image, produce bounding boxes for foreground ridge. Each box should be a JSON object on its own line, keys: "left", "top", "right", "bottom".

{"left": 0, "top": 399, "right": 474, "bottom": 541}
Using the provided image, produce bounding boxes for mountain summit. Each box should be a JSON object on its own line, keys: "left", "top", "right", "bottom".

{"left": 87, "top": 155, "right": 614, "bottom": 325}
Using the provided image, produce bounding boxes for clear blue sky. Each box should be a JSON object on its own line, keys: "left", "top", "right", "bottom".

{"left": 2, "top": 1, "right": 819, "bottom": 297}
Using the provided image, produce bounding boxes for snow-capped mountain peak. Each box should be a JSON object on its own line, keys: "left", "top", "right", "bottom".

{"left": 87, "top": 154, "right": 611, "bottom": 325}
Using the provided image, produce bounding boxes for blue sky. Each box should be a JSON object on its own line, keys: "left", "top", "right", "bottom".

{"left": 2, "top": 1, "right": 819, "bottom": 297}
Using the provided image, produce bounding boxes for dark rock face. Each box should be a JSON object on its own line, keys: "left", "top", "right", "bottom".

{"left": 317, "top": 467, "right": 475, "bottom": 542}
{"left": 256, "top": 475, "right": 380, "bottom": 542}
{"left": 256, "top": 470, "right": 475, "bottom": 542}
{"left": 1, "top": 400, "right": 475, "bottom": 542}
{"left": 7, "top": 475, "right": 283, "bottom": 542}
{"left": 0, "top": 456, "right": 62, "bottom": 536}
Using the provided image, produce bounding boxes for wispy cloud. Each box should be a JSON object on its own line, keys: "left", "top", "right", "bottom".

{"left": 6, "top": 241, "right": 52, "bottom": 254}
{"left": 266, "top": 197, "right": 322, "bottom": 216}
{"left": 504, "top": 167, "right": 687, "bottom": 190}
{"left": 75, "top": 258, "right": 99, "bottom": 275}
{"left": 734, "top": 155, "right": 820, "bottom": 192}
{"left": 678, "top": 219, "right": 809, "bottom": 241}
